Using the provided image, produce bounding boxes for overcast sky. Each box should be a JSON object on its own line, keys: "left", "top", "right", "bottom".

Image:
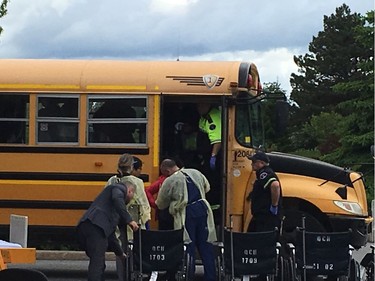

{"left": 0, "top": 0, "right": 372, "bottom": 93}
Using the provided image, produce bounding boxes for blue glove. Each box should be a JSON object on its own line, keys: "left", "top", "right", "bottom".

{"left": 270, "top": 205, "right": 278, "bottom": 215}
{"left": 210, "top": 155, "right": 216, "bottom": 170}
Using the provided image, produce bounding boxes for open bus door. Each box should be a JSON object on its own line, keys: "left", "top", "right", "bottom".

{"left": 160, "top": 95, "right": 227, "bottom": 231}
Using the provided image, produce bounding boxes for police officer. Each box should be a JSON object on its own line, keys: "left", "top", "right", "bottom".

{"left": 247, "top": 151, "right": 283, "bottom": 232}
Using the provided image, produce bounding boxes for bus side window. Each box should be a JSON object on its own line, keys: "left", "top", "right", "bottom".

{"left": 93, "top": 99, "right": 136, "bottom": 143}
{"left": 87, "top": 96, "right": 147, "bottom": 145}
{"left": 0, "top": 94, "right": 29, "bottom": 144}
{"left": 59, "top": 98, "right": 79, "bottom": 142}
{"left": 37, "top": 96, "right": 79, "bottom": 143}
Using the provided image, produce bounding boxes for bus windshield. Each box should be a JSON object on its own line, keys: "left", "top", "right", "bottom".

{"left": 235, "top": 97, "right": 264, "bottom": 148}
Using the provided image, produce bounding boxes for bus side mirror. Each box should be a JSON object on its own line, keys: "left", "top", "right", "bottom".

{"left": 371, "top": 145, "right": 374, "bottom": 159}
{"left": 275, "top": 100, "right": 289, "bottom": 136}
{"left": 335, "top": 185, "right": 348, "bottom": 200}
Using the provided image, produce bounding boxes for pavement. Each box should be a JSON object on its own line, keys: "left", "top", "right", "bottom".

{"left": 5, "top": 243, "right": 371, "bottom": 281}
{"left": 36, "top": 250, "right": 116, "bottom": 261}
{"left": 10, "top": 250, "right": 205, "bottom": 280}
{"left": 35, "top": 240, "right": 373, "bottom": 262}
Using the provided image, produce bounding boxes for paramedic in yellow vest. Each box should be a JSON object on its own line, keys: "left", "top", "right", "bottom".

{"left": 197, "top": 103, "right": 221, "bottom": 171}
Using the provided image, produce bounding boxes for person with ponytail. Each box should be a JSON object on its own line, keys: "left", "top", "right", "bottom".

{"left": 105, "top": 153, "right": 151, "bottom": 281}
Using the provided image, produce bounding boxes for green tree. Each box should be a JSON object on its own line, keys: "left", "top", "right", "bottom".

{"left": 0, "top": 0, "right": 9, "bottom": 36}
{"left": 326, "top": 11, "right": 374, "bottom": 203}
{"left": 261, "top": 81, "right": 290, "bottom": 151}
{"left": 287, "top": 5, "right": 374, "bottom": 204}
{"left": 289, "top": 4, "right": 364, "bottom": 151}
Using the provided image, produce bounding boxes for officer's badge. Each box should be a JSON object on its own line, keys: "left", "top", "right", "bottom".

{"left": 209, "top": 124, "right": 216, "bottom": 130}
{"left": 260, "top": 172, "right": 268, "bottom": 180}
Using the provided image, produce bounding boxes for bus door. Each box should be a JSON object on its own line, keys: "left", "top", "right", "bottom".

{"left": 160, "top": 95, "right": 227, "bottom": 227}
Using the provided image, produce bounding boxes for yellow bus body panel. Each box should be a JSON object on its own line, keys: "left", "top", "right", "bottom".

{"left": 0, "top": 59, "right": 241, "bottom": 94}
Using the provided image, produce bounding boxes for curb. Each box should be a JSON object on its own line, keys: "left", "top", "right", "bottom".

{"left": 36, "top": 250, "right": 116, "bottom": 261}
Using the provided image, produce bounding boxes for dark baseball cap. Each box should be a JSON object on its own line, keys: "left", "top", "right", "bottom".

{"left": 248, "top": 151, "right": 270, "bottom": 164}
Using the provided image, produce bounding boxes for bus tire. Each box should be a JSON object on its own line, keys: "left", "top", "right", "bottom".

{"left": 281, "top": 210, "right": 326, "bottom": 244}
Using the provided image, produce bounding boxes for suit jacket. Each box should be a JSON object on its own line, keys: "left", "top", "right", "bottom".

{"left": 78, "top": 182, "right": 133, "bottom": 237}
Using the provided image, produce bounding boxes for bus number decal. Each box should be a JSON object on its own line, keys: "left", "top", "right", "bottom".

{"left": 234, "top": 150, "right": 252, "bottom": 161}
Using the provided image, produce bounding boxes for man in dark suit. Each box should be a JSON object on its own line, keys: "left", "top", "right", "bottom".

{"left": 77, "top": 181, "right": 139, "bottom": 281}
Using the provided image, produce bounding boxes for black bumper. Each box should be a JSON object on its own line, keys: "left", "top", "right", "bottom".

{"left": 328, "top": 215, "right": 370, "bottom": 249}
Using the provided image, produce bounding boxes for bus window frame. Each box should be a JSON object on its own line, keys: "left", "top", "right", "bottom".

{"left": 234, "top": 96, "right": 265, "bottom": 148}
{"left": 36, "top": 94, "right": 80, "bottom": 145}
{"left": 86, "top": 94, "right": 148, "bottom": 147}
{"left": 0, "top": 93, "right": 29, "bottom": 145}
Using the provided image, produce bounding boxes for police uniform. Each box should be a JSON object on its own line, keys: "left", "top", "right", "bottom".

{"left": 247, "top": 166, "right": 283, "bottom": 232}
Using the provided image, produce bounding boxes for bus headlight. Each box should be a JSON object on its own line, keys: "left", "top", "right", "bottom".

{"left": 333, "top": 201, "right": 363, "bottom": 215}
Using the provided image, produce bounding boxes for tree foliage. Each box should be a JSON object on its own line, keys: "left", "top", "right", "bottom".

{"left": 261, "top": 81, "right": 289, "bottom": 150}
{"left": 0, "top": 0, "right": 9, "bottom": 36}
{"left": 283, "top": 5, "right": 374, "bottom": 203}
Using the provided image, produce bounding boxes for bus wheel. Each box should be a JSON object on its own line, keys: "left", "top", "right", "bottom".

{"left": 281, "top": 210, "right": 325, "bottom": 244}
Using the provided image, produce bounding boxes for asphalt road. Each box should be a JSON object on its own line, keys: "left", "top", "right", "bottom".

{"left": 6, "top": 243, "right": 373, "bottom": 281}
{"left": 8, "top": 260, "right": 205, "bottom": 281}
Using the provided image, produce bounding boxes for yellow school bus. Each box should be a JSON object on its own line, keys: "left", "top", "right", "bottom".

{"left": 0, "top": 59, "right": 371, "bottom": 248}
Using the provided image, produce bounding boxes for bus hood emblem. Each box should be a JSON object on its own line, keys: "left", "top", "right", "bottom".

{"left": 166, "top": 75, "right": 224, "bottom": 88}
{"left": 203, "top": 75, "right": 219, "bottom": 89}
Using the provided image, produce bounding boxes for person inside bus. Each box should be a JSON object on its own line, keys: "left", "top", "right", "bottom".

{"left": 174, "top": 120, "right": 201, "bottom": 170}
{"left": 76, "top": 181, "right": 139, "bottom": 281}
{"left": 106, "top": 154, "right": 151, "bottom": 281}
{"left": 196, "top": 103, "right": 222, "bottom": 219}
{"left": 246, "top": 150, "right": 283, "bottom": 233}
{"left": 156, "top": 159, "right": 217, "bottom": 281}
{"left": 197, "top": 103, "right": 222, "bottom": 170}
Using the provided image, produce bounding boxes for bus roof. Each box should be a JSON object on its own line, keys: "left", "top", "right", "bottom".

{"left": 0, "top": 59, "right": 259, "bottom": 95}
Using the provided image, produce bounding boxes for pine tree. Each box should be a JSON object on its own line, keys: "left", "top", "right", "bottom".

{"left": 325, "top": 11, "right": 374, "bottom": 203}
{"left": 286, "top": 5, "right": 374, "bottom": 203}
{"left": 289, "top": 5, "right": 363, "bottom": 149}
